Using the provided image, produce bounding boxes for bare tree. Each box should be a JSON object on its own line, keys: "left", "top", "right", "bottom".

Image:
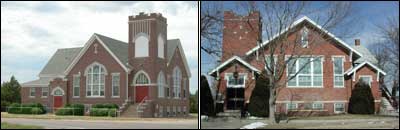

{"left": 201, "top": 1, "right": 223, "bottom": 58}
{"left": 244, "top": 1, "right": 357, "bottom": 123}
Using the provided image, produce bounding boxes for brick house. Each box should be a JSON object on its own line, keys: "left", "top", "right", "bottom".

{"left": 20, "top": 12, "right": 191, "bottom": 118}
{"left": 208, "top": 11, "right": 386, "bottom": 116}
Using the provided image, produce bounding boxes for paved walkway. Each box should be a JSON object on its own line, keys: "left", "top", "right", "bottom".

{"left": 2, "top": 118, "right": 198, "bottom": 129}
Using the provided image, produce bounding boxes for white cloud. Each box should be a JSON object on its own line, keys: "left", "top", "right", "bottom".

{"left": 1, "top": 1, "right": 198, "bottom": 93}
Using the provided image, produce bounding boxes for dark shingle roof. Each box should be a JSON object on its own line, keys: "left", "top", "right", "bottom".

{"left": 95, "top": 33, "right": 129, "bottom": 67}
{"left": 39, "top": 47, "right": 82, "bottom": 76}
{"left": 352, "top": 45, "right": 378, "bottom": 65}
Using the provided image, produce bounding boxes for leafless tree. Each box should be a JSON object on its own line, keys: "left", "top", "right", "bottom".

{"left": 200, "top": 1, "right": 223, "bottom": 58}
{"left": 240, "top": 1, "right": 358, "bottom": 123}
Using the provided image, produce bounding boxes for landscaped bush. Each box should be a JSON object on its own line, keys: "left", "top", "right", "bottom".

{"left": 348, "top": 80, "right": 375, "bottom": 114}
{"left": 89, "top": 103, "right": 118, "bottom": 117}
{"left": 55, "top": 103, "right": 84, "bottom": 116}
{"left": 248, "top": 71, "right": 270, "bottom": 117}
{"left": 7, "top": 103, "right": 46, "bottom": 114}
{"left": 200, "top": 75, "right": 215, "bottom": 116}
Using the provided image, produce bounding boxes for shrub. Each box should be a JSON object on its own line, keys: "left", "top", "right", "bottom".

{"left": 89, "top": 103, "right": 118, "bottom": 117}
{"left": 200, "top": 75, "right": 215, "bottom": 116}
{"left": 55, "top": 104, "right": 85, "bottom": 116}
{"left": 248, "top": 72, "right": 270, "bottom": 117}
{"left": 7, "top": 103, "right": 46, "bottom": 114}
{"left": 348, "top": 80, "right": 375, "bottom": 114}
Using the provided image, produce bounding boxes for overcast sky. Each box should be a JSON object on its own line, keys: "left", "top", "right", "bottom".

{"left": 1, "top": 1, "right": 199, "bottom": 94}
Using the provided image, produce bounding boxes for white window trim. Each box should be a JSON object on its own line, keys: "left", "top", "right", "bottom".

{"left": 225, "top": 73, "right": 247, "bottom": 88}
{"left": 312, "top": 103, "right": 324, "bottom": 109}
{"left": 111, "top": 73, "right": 120, "bottom": 98}
{"left": 332, "top": 56, "right": 345, "bottom": 88}
{"left": 334, "top": 103, "right": 345, "bottom": 113}
{"left": 29, "top": 88, "right": 36, "bottom": 98}
{"left": 359, "top": 75, "right": 373, "bottom": 87}
{"left": 286, "top": 103, "right": 298, "bottom": 112}
{"left": 134, "top": 33, "right": 150, "bottom": 58}
{"left": 286, "top": 56, "right": 324, "bottom": 88}
{"left": 301, "top": 27, "right": 309, "bottom": 48}
{"left": 133, "top": 70, "right": 151, "bottom": 86}
{"left": 41, "top": 87, "right": 48, "bottom": 98}
{"left": 158, "top": 71, "right": 166, "bottom": 98}
{"left": 173, "top": 67, "right": 181, "bottom": 99}
{"left": 73, "top": 74, "right": 80, "bottom": 98}
{"left": 264, "top": 55, "right": 278, "bottom": 76}
{"left": 158, "top": 33, "right": 165, "bottom": 59}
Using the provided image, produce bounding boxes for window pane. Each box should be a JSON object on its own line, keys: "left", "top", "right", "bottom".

{"left": 298, "top": 75, "right": 311, "bottom": 86}
{"left": 334, "top": 76, "right": 344, "bottom": 86}
{"left": 288, "top": 76, "right": 297, "bottom": 86}
{"left": 313, "top": 58, "right": 322, "bottom": 74}
{"left": 93, "top": 85, "right": 99, "bottom": 96}
{"left": 313, "top": 76, "right": 322, "bottom": 86}
{"left": 299, "top": 58, "right": 311, "bottom": 74}
{"left": 287, "top": 59, "right": 296, "bottom": 75}
{"left": 333, "top": 58, "right": 343, "bottom": 74}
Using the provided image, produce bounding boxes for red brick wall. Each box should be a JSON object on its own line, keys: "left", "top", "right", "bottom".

{"left": 66, "top": 39, "right": 127, "bottom": 106}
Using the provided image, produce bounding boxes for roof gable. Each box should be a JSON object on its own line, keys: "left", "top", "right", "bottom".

{"left": 345, "top": 61, "right": 386, "bottom": 76}
{"left": 245, "top": 16, "right": 363, "bottom": 57}
{"left": 166, "top": 39, "right": 192, "bottom": 77}
{"left": 208, "top": 56, "right": 260, "bottom": 76}
{"left": 64, "top": 33, "right": 129, "bottom": 75}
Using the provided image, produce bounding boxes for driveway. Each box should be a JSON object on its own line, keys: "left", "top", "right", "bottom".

{"left": 2, "top": 118, "right": 198, "bottom": 129}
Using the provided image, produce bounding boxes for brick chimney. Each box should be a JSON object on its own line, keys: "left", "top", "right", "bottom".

{"left": 355, "top": 39, "right": 360, "bottom": 46}
{"left": 221, "top": 11, "right": 261, "bottom": 62}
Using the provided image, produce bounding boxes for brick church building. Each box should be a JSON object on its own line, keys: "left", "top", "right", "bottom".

{"left": 209, "top": 11, "right": 386, "bottom": 116}
{"left": 21, "top": 12, "right": 191, "bottom": 118}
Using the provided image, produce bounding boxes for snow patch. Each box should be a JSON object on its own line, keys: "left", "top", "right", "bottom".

{"left": 201, "top": 115, "right": 208, "bottom": 121}
{"left": 240, "top": 122, "right": 267, "bottom": 129}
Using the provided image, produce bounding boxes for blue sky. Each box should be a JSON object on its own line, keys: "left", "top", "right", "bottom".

{"left": 1, "top": 1, "right": 199, "bottom": 94}
{"left": 201, "top": 1, "right": 399, "bottom": 77}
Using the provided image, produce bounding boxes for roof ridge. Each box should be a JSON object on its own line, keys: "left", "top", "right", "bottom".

{"left": 94, "top": 33, "right": 128, "bottom": 44}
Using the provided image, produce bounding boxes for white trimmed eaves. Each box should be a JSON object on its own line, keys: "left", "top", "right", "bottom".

{"left": 64, "top": 34, "right": 129, "bottom": 75}
{"left": 245, "top": 16, "right": 363, "bottom": 58}
{"left": 208, "top": 56, "right": 260, "bottom": 75}
{"left": 345, "top": 61, "right": 387, "bottom": 76}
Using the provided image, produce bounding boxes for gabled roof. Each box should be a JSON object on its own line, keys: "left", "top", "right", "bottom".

{"left": 39, "top": 47, "right": 82, "bottom": 77}
{"left": 166, "top": 39, "right": 192, "bottom": 77}
{"left": 245, "top": 16, "right": 363, "bottom": 57}
{"left": 64, "top": 33, "right": 130, "bottom": 75}
{"left": 345, "top": 61, "right": 386, "bottom": 76}
{"left": 352, "top": 45, "right": 378, "bottom": 64}
{"left": 208, "top": 56, "right": 260, "bottom": 76}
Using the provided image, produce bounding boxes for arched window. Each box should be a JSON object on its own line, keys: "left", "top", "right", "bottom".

{"left": 135, "top": 33, "right": 149, "bottom": 57}
{"left": 158, "top": 34, "right": 164, "bottom": 58}
{"left": 51, "top": 87, "right": 65, "bottom": 96}
{"left": 173, "top": 67, "right": 181, "bottom": 99}
{"left": 85, "top": 62, "right": 107, "bottom": 97}
{"left": 158, "top": 71, "right": 165, "bottom": 98}
{"left": 135, "top": 71, "right": 150, "bottom": 85}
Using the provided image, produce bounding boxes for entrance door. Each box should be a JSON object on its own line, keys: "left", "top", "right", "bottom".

{"left": 135, "top": 86, "right": 149, "bottom": 103}
{"left": 226, "top": 88, "right": 244, "bottom": 110}
{"left": 53, "top": 96, "right": 63, "bottom": 108}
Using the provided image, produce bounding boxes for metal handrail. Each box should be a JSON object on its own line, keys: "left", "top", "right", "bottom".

{"left": 136, "top": 96, "right": 148, "bottom": 112}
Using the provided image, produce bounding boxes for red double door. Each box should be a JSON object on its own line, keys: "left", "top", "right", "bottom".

{"left": 135, "top": 86, "right": 149, "bottom": 103}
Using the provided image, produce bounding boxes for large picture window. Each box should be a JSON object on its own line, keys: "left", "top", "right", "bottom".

{"left": 287, "top": 56, "right": 323, "bottom": 87}
{"left": 333, "top": 56, "right": 344, "bottom": 87}
{"left": 86, "top": 63, "right": 106, "bottom": 97}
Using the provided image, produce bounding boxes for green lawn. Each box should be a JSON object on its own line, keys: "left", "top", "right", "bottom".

{"left": 1, "top": 112, "right": 197, "bottom": 121}
{"left": 1, "top": 122, "right": 43, "bottom": 129}
{"left": 289, "top": 114, "right": 396, "bottom": 120}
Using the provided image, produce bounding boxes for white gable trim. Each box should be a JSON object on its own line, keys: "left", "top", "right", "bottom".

{"left": 344, "top": 61, "right": 386, "bottom": 76}
{"left": 166, "top": 40, "right": 192, "bottom": 77}
{"left": 245, "top": 16, "right": 363, "bottom": 57}
{"left": 64, "top": 34, "right": 129, "bottom": 75}
{"left": 208, "top": 56, "right": 260, "bottom": 75}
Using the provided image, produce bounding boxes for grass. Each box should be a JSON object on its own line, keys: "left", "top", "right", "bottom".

{"left": 1, "top": 122, "right": 44, "bottom": 129}
{"left": 1, "top": 112, "right": 197, "bottom": 121}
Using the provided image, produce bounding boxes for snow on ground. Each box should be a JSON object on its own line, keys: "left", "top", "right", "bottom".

{"left": 201, "top": 115, "right": 208, "bottom": 121}
{"left": 240, "top": 122, "right": 267, "bottom": 129}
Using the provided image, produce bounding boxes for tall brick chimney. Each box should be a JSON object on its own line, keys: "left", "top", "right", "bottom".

{"left": 355, "top": 39, "right": 360, "bottom": 46}
{"left": 221, "top": 11, "right": 261, "bottom": 62}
